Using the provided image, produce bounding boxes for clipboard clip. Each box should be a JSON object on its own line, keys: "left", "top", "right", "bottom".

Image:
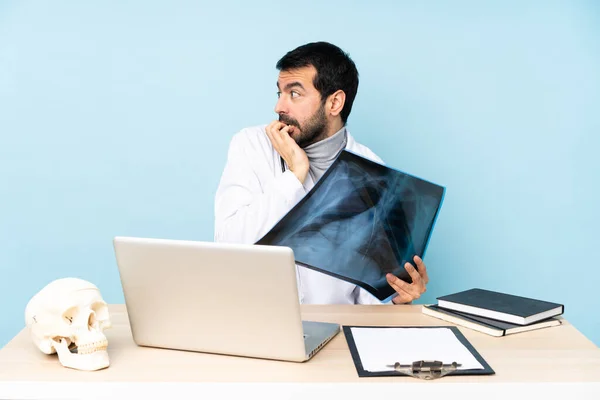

{"left": 386, "top": 360, "right": 461, "bottom": 380}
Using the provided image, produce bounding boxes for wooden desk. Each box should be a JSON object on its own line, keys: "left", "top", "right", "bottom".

{"left": 1, "top": 304, "right": 599, "bottom": 399}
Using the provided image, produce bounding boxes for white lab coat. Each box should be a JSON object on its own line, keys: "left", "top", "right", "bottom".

{"left": 214, "top": 124, "right": 389, "bottom": 305}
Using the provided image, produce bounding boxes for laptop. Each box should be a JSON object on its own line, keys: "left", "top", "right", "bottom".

{"left": 112, "top": 236, "right": 340, "bottom": 362}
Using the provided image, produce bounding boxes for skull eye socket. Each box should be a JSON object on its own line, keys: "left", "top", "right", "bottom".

{"left": 91, "top": 301, "right": 109, "bottom": 320}
{"left": 61, "top": 302, "right": 108, "bottom": 327}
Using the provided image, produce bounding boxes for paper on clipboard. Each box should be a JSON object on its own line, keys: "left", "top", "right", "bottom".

{"left": 349, "top": 327, "right": 484, "bottom": 372}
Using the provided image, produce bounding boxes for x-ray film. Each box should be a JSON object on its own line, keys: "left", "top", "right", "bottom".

{"left": 255, "top": 150, "right": 445, "bottom": 301}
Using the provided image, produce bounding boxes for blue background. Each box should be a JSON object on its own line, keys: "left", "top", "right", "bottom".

{"left": 1, "top": 1, "right": 599, "bottom": 348}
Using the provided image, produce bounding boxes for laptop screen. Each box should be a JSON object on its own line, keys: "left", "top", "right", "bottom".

{"left": 255, "top": 150, "right": 445, "bottom": 301}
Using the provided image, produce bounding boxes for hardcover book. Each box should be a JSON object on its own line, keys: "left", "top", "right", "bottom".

{"left": 422, "top": 304, "right": 562, "bottom": 337}
{"left": 436, "top": 288, "right": 564, "bottom": 325}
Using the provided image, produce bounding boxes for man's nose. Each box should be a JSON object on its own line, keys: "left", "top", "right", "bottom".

{"left": 274, "top": 96, "right": 287, "bottom": 115}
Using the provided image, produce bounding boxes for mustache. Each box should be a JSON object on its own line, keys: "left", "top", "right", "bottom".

{"left": 278, "top": 115, "right": 300, "bottom": 128}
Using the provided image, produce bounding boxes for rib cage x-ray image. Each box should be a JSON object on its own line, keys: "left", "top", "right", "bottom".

{"left": 256, "top": 150, "right": 445, "bottom": 301}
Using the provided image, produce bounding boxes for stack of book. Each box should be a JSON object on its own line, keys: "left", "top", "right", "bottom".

{"left": 422, "top": 288, "right": 564, "bottom": 337}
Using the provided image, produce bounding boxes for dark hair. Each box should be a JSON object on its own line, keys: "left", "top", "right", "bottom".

{"left": 276, "top": 41, "right": 359, "bottom": 124}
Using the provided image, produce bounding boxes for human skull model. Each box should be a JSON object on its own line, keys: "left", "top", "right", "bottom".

{"left": 25, "top": 277, "right": 112, "bottom": 371}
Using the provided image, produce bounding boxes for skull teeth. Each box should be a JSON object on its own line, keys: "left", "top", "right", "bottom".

{"left": 75, "top": 340, "right": 108, "bottom": 355}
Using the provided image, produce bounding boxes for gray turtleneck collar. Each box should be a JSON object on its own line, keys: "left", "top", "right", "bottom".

{"left": 303, "top": 126, "right": 348, "bottom": 183}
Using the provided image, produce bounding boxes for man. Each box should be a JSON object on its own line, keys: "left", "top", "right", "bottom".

{"left": 214, "top": 41, "right": 428, "bottom": 305}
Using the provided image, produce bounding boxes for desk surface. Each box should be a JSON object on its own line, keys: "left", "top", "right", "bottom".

{"left": 1, "top": 304, "right": 599, "bottom": 398}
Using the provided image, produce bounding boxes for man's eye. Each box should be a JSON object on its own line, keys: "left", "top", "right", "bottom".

{"left": 276, "top": 91, "right": 281, "bottom": 98}
{"left": 291, "top": 91, "right": 300, "bottom": 98}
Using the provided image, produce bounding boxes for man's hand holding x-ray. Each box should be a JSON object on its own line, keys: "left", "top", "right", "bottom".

{"left": 386, "top": 255, "right": 429, "bottom": 304}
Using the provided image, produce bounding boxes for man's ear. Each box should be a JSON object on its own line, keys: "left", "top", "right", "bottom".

{"left": 327, "top": 90, "right": 346, "bottom": 117}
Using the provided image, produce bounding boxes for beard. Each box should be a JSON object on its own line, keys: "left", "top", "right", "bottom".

{"left": 279, "top": 103, "right": 328, "bottom": 148}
